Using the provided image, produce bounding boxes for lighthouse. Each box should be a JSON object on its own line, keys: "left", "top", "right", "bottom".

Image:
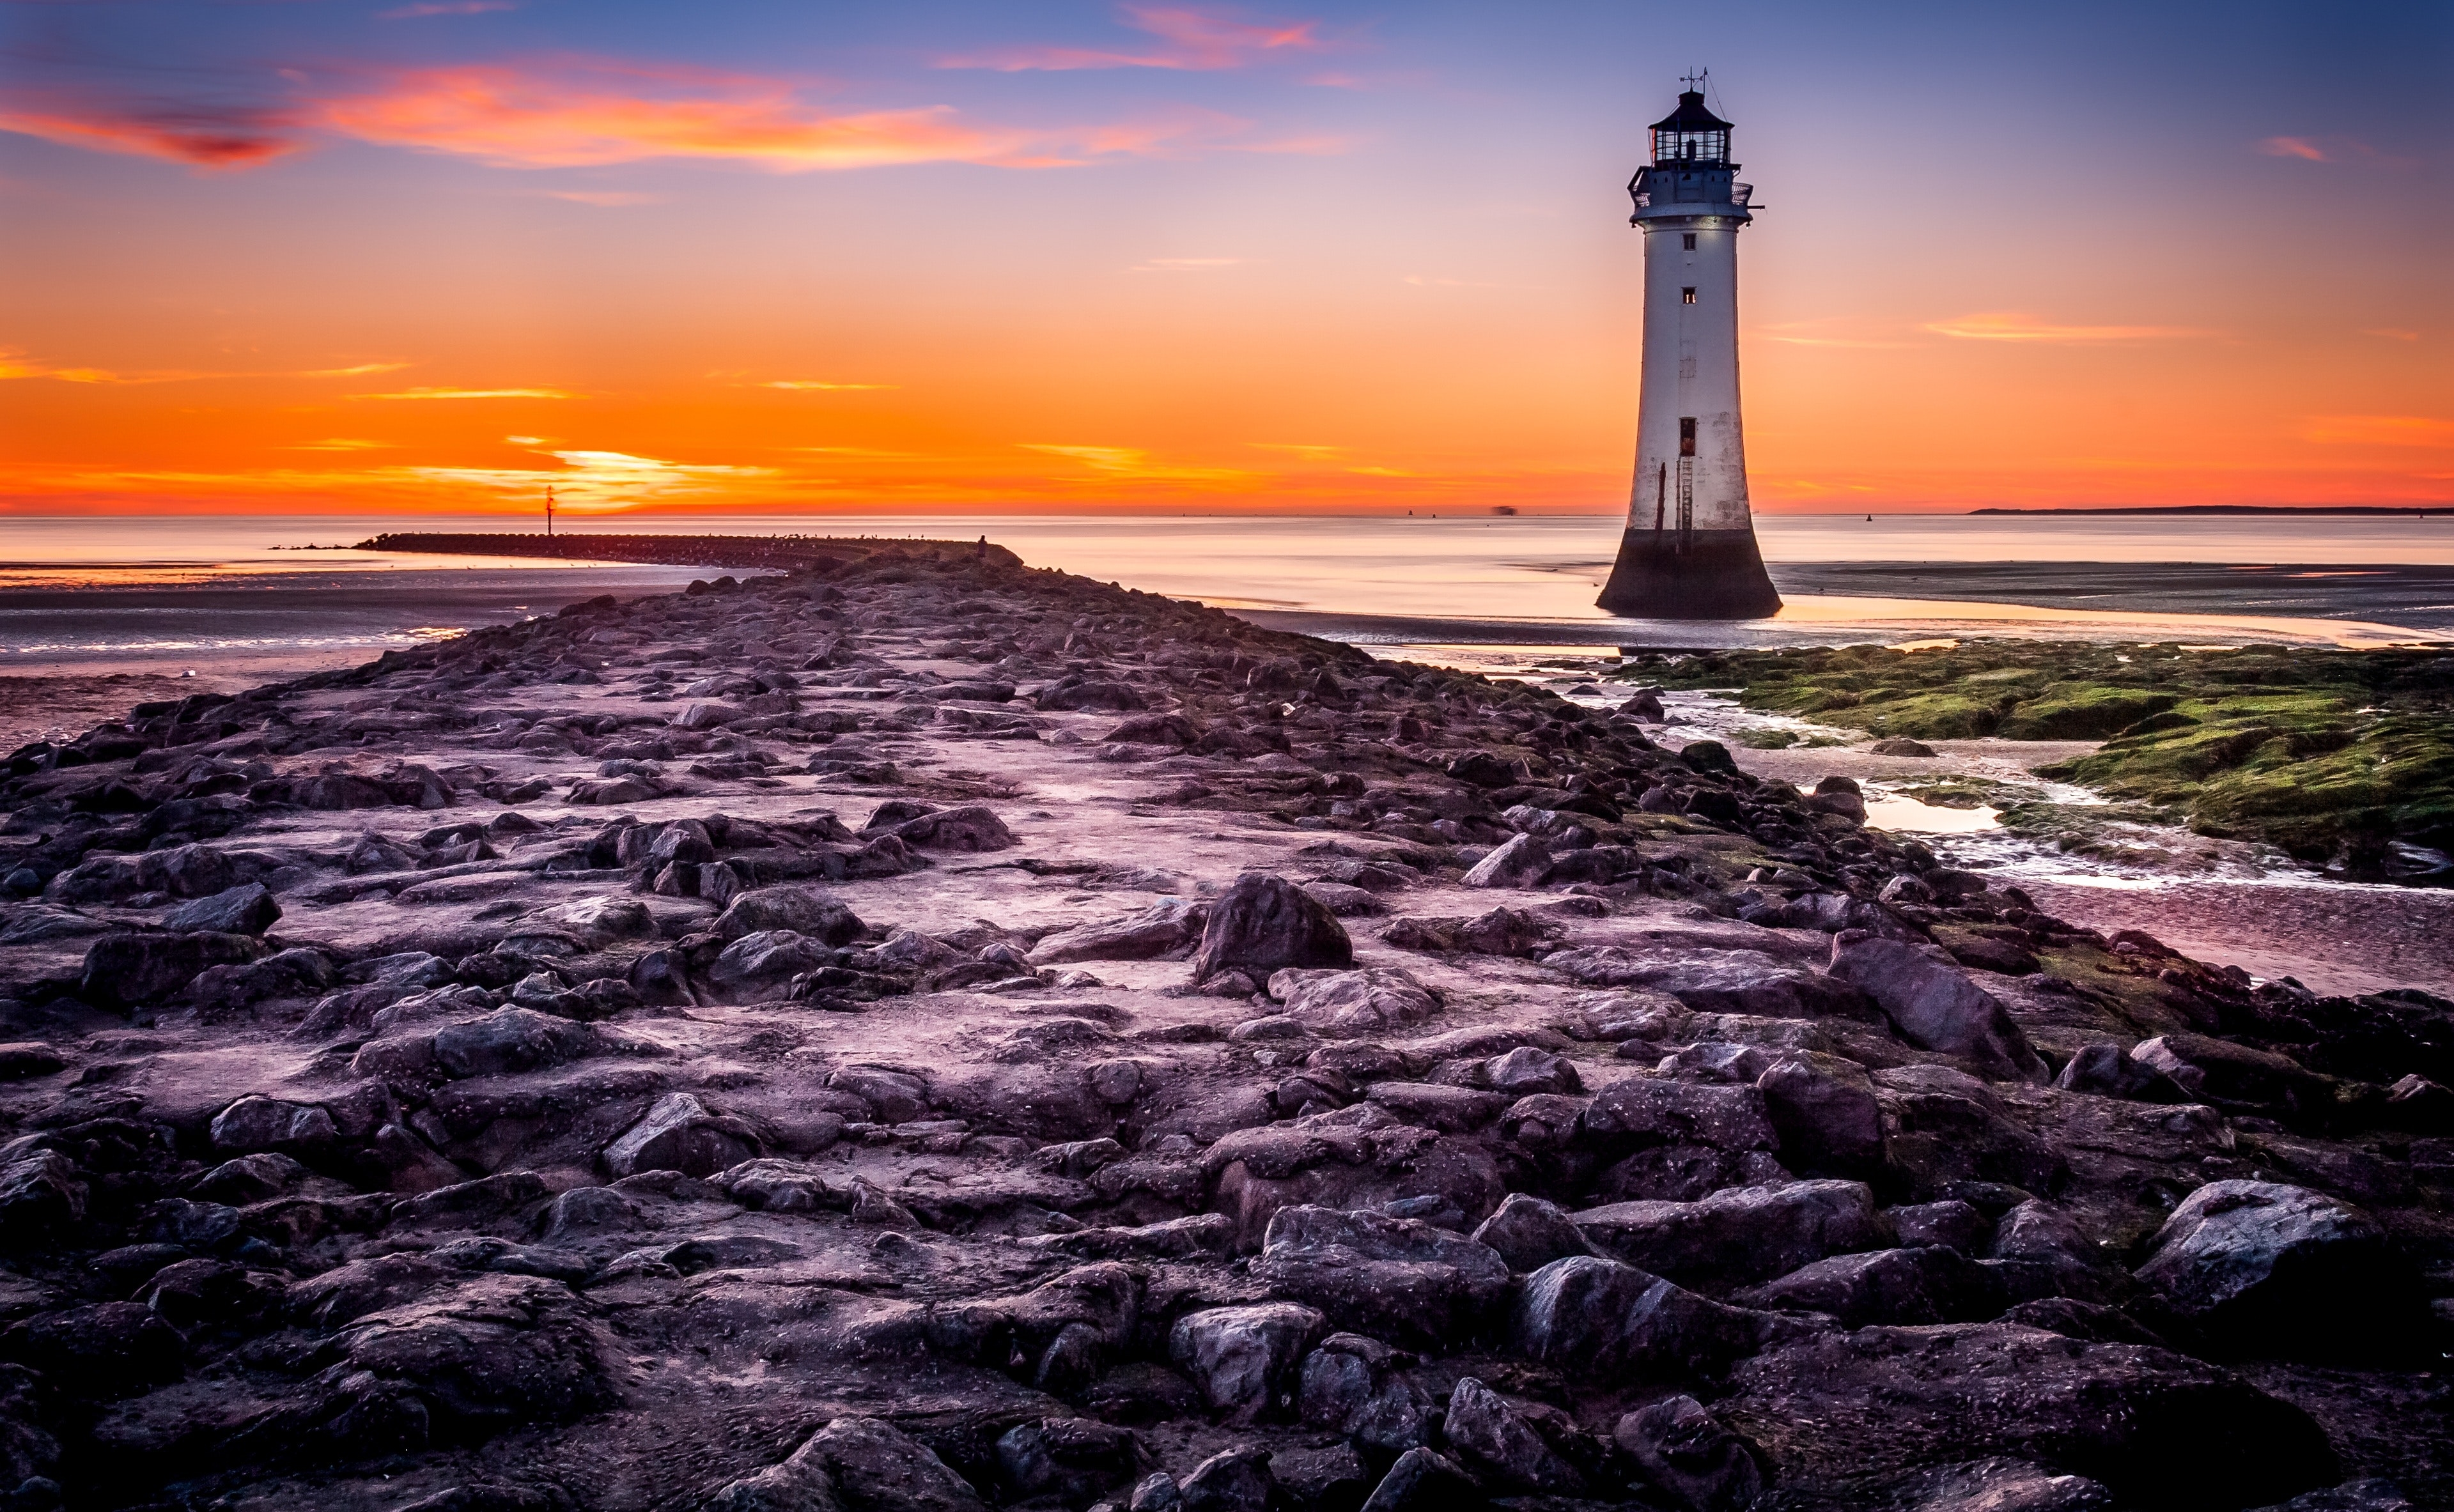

{"left": 1596, "top": 77, "right": 1782, "bottom": 619}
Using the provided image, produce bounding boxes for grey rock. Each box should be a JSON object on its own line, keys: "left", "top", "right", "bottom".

{"left": 208, "top": 1095, "right": 336, "bottom": 1153}
{"left": 2054, "top": 1042, "right": 2184, "bottom": 1102}
{"left": 1357, "top": 1448, "right": 1477, "bottom": 1512}
{"left": 1582, "top": 1076, "right": 1778, "bottom": 1154}
{"left": 1733, "top": 1245, "right": 2003, "bottom": 1327}
{"left": 2134, "top": 1180, "right": 2418, "bottom": 1356}
{"left": 161, "top": 883, "right": 281, "bottom": 935}
{"left": 1192, "top": 873, "right": 1352, "bottom": 982}
{"left": 601, "top": 1092, "right": 760, "bottom": 1178}
{"left": 1756, "top": 1054, "right": 1885, "bottom": 1176}
{"left": 1613, "top": 1394, "right": 1765, "bottom": 1512}
{"left": 1179, "top": 1446, "right": 1272, "bottom": 1512}
{"left": 1442, "top": 1376, "right": 1583, "bottom": 1492}
{"left": 1471, "top": 1192, "right": 1597, "bottom": 1274}
{"left": 1297, "top": 1332, "right": 1434, "bottom": 1455}
{"left": 1573, "top": 1179, "right": 1888, "bottom": 1287}
{"left": 1256, "top": 1204, "right": 1509, "bottom": 1344}
{"left": 1268, "top": 967, "right": 1440, "bottom": 1037}
{"left": 1463, "top": 833, "right": 1553, "bottom": 889}
{"left": 713, "top": 887, "right": 866, "bottom": 945}
{"left": 1029, "top": 900, "right": 1208, "bottom": 965}
{"left": 1512, "top": 1254, "right": 1813, "bottom": 1380}
{"left": 1827, "top": 935, "right": 2047, "bottom": 1082}
{"left": 793, "top": 1416, "right": 990, "bottom": 1512}
{"left": 1168, "top": 1302, "right": 1324, "bottom": 1422}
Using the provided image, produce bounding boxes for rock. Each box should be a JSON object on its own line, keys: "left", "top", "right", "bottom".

{"left": 1357, "top": 1448, "right": 1478, "bottom": 1512}
{"left": 1029, "top": 900, "right": 1207, "bottom": 965}
{"left": 161, "top": 883, "right": 281, "bottom": 935}
{"left": 708, "top": 930, "right": 839, "bottom": 992}
{"left": 1447, "top": 752, "right": 1523, "bottom": 788}
{"left": 1255, "top": 1204, "right": 1509, "bottom": 1345}
{"left": 1546, "top": 946, "right": 1876, "bottom": 1020}
{"left": 1471, "top": 1194, "right": 1596, "bottom": 1274}
{"left": 1297, "top": 1333, "right": 1434, "bottom": 1455}
{"left": 1462, "top": 833, "right": 1553, "bottom": 889}
{"left": 1582, "top": 1076, "right": 1778, "bottom": 1155}
{"left": 2133, "top": 1180, "right": 2420, "bottom": 1358}
{"left": 209, "top": 1096, "right": 336, "bottom": 1153}
{"left": 713, "top": 887, "right": 866, "bottom": 945}
{"left": 1442, "top": 1376, "right": 1582, "bottom": 1492}
{"left": 827, "top": 1065, "right": 929, "bottom": 1124}
{"left": 1267, "top": 967, "right": 1440, "bottom": 1037}
{"left": 1870, "top": 738, "right": 1937, "bottom": 757}
{"left": 994, "top": 1418, "right": 1143, "bottom": 1504}
{"left": 1512, "top": 1255, "right": 1812, "bottom": 1380}
{"left": 1716, "top": 1322, "right": 2338, "bottom": 1510}
{"left": 0, "top": 1303, "right": 185, "bottom": 1399}
{"left": 1892, "top": 1200, "right": 1990, "bottom": 1254}
{"left": 0, "top": 1042, "right": 65, "bottom": 1080}
{"left": 699, "top": 1436, "right": 846, "bottom": 1512}
{"left": 79, "top": 930, "right": 265, "bottom": 1008}
{"left": 1179, "top": 1446, "right": 1273, "bottom": 1512}
{"left": 1613, "top": 1394, "right": 1765, "bottom": 1512}
{"left": 1732, "top": 1245, "right": 2002, "bottom": 1327}
{"left": 601, "top": 1092, "right": 760, "bottom": 1178}
{"left": 2053, "top": 1043, "right": 2184, "bottom": 1102}
{"left": 1755, "top": 1055, "right": 1885, "bottom": 1176}
{"left": 1893, "top": 1458, "right": 2113, "bottom": 1511}
{"left": 1827, "top": 934, "right": 2047, "bottom": 1081}
{"left": 0, "top": 1150, "right": 88, "bottom": 1237}
{"left": 432, "top": 1008, "right": 602, "bottom": 1078}
{"left": 2131, "top": 1034, "right": 2331, "bottom": 1116}
{"left": 1168, "top": 1303, "right": 1324, "bottom": 1422}
{"left": 1191, "top": 874, "right": 1352, "bottom": 983}
{"left": 791, "top": 1416, "right": 990, "bottom": 1512}
{"left": 891, "top": 805, "right": 1014, "bottom": 851}
{"left": 1573, "top": 1180, "right": 1888, "bottom": 1288}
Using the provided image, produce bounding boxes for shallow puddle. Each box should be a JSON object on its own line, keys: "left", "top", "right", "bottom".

{"left": 1862, "top": 792, "right": 2001, "bottom": 833}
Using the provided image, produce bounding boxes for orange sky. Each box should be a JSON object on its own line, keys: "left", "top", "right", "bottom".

{"left": 2, "top": 2, "right": 2447, "bottom": 517}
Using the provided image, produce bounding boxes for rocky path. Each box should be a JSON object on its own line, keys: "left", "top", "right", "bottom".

{"left": 0, "top": 548, "right": 2447, "bottom": 1511}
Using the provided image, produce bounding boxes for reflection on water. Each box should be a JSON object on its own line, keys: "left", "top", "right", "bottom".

{"left": 1861, "top": 794, "right": 2001, "bottom": 834}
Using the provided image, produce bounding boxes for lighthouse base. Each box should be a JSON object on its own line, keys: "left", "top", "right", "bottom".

{"left": 1596, "top": 527, "right": 1782, "bottom": 619}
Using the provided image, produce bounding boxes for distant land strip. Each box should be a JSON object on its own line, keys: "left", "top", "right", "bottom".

{"left": 357, "top": 531, "right": 1019, "bottom": 573}
{"left": 1968, "top": 505, "right": 2442, "bottom": 516}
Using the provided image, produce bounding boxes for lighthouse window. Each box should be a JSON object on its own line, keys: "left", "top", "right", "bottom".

{"left": 1679, "top": 417, "right": 1698, "bottom": 456}
{"left": 1682, "top": 234, "right": 1697, "bottom": 250}
{"left": 1681, "top": 288, "right": 1697, "bottom": 304}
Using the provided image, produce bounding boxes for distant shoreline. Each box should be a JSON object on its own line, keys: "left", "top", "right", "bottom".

{"left": 1968, "top": 505, "right": 2440, "bottom": 516}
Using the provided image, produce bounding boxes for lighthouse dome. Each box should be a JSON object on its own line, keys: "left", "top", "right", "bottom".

{"left": 1650, "top": 90, "right": 1732, "bottom": 166}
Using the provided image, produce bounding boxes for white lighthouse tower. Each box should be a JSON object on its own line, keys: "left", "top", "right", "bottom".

{"left": 1597, "top": 76, "right": 1782, "bottom": 619}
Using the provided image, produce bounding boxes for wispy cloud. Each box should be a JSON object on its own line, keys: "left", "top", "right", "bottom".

{"left": 939, "top": 4, "right": 1329, "bottom": 73}
{"left": 352, "top": 386, "right": 572, "bottom": 399}
{"left": 541, "top": 189, "right": 658, "bottom": 206}
{"left": 380, "top": 0, "right": 518, "bottom": 17}
{"left": 2299, "top": 415, "right": 2454, "bottom": 447}
{"left": 286, "top": 438, "right": 399, "bottom": 451}
{"left": 1755, "top": 320, "right": 1907, "bottom": 349}
{"left": 413, "top": 447, "right": 779, "bottom": 508}
{"left": 0, "top": 103, "right": 297, "bottom": 168}
{"left": 2258, "top": 135, "right": 2330, "bottom": 162}
{"left": 307, "top": 59, "right": 1295, "bottom": 171}
{"left": 1021, "top": 443, "right": 1261, "bottom": 485}
{"left": 761, "top": 380, "right": 896, "bottom": 390}
{"left": 1131, "top": 256, "right": 1243, "bottom": 272}
{"left": 0, "top": 350, "right": 408, "bottom": 383}
{"left": 1248, "top": 442, "right": 1342, "bottom": 457}
{"left": 1925, "top": 312, "right": 2210, "bottom": 343}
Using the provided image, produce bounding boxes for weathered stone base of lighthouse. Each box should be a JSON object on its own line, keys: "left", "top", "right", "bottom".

{"left": 1597, "top": 526, "right": 1783, "bottom": 618}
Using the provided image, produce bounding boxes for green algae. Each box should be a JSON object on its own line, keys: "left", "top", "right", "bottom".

{"left": 1618, "top": 640, "right": 2454, "bottom": 875}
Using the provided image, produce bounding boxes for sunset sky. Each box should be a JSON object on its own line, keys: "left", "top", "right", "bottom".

{"left": 2, "top": 0, "right": 2447, "bottom": 517}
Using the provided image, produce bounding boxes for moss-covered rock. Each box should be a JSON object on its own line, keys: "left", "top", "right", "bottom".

{"left": 1620, "top": 640, "right": 2454, "bottom": 877}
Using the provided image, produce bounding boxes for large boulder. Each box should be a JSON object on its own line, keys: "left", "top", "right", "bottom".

{"left": 890, "top": 805, "right": 1015, "bottom": 852}
{"left": 2131, "top": 1035, "right": 2333, "bottom": 1118}
{"left": 1268, "top": 968, "right": 1440, "bottom": 1037}
{"left": 1546, "top": 946, "right": 1876, "bottom": 1020}
{"left": 713, "top": 887, "right": 867, "bottom": 946}
{"left": 209, "top": 1096, "right": 336, "bottom": 1153}
{"left": 1613, "top": 1395, "right": 1766, "bottom": 1512}
{"left": 1169, "top": 1302, "right": 1324, "bottom": 1423}
{"left": 1028, "top": 900, "right": 1206, "bottom": 965}
{"left": 1443, "top": 1376, "right": 1583, "bottom": 1492}
{"left": 2132, "top": 1180, "right": 2421, "bottom": 1359}
{"left": 80, "top": 930, "right": 266, "bottom": 1008}
{"left": 162, "top": 883, "right": 281, "bottom": 936}
{"left": 1191, "top": 874, "right": 1352, "bottom": 983}
{"left": 601, "top": 1092, "right": 761, "bottom": 1178}
{"left": 1512, "top": 1255, "right": 1817, "bottom": 1380}
{"left": 1826, "top": 935, "right": 2047, "bottom": 1081}
{"left": 1255, "top": 1205, "right": 1509, "bottom": 1345}
{"left": 1732, "top": 1246, "right": 2003, "bottom": 1327}
{"left": 791, "top": 1416, "right": 990, "bottom": 1512}
{"left": 1583, "top": 1074, "right": 1779, "bottom": 1155}
{"left": 1297, "top": 1332, "right": 1436, "bottom": 1456}
{"left": 1573, "top": 1180, "right": 1888, "bottom": 1288}
{"left": 430, "top": 1008, "right": 605, "bottom": 1079}
{"left": 1716, "top": 1322, "right": 2338, "bottom": 1511}
{"left": 1755, "top": 1054, "right": 1885, "bottom": 1176}
{"left": 1462, "top": 833, "right": 1554, "bottom": 889}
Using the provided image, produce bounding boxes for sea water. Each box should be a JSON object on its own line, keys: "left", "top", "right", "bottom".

{"left": 3, "top": 511, "right": 2450, "bottom": 665}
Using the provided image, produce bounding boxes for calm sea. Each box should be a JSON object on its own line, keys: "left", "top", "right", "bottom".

{"left": 3, "top": 512, "right": 2450, "bottom": 667}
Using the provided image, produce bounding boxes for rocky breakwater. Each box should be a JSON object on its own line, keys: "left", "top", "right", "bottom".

{"left": 0, "top": 544, "right": 2446, "bottom": 1511}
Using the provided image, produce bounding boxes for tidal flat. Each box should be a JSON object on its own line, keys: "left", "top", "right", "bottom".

{"left": 0, "top": 542, "right": 2447, "bottom": 1511}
